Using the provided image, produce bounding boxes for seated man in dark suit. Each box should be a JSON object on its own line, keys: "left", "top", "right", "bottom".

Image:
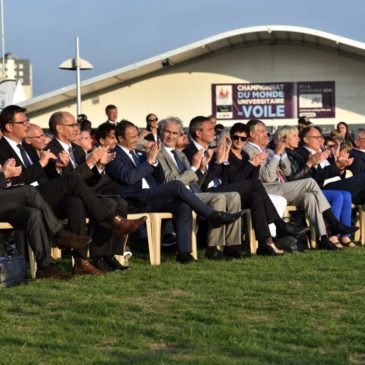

{"left": 0, "top": 105, "right": 145, "bottom": 274}
{"left": 183, "top": 116, "right": 306, "bottom": 255}
{"left": 298, "top": 126, "right": 365, "bottom": 205}
{"left": 105, "top": 120, "right": 244, "bottom": 264}
{"left": 350, "top": 128, "right": 365, "bottom": 166}
{"left": 0, "top": 158, "right": 91, "bottom": 279}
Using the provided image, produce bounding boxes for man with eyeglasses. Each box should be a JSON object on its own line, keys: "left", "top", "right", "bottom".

{"left": 244, "top": 119, "right": 356, "bottom": 250}
{"left": 297, "top": 126, "right": 365, "bottom": 205}
{"left": 0, "top": 106, "right": 147, "bottom": 275}
{"left": 350, "top": 129, "right": 365, "bottom": 164}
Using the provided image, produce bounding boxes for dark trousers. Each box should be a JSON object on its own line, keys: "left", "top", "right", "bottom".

{"left": 140, "top": 180, "right": 215, "bottom": 253}
{"left": 0, "top": 186, "right": 63, "bottom": 267}
{"left": 207, "top": 178, "right": 280, "bottom": 241}
{"left": 324, "top": 173, "right": 365, "bottom": 205}
{"left": 37, "top": 174, "right": 118, "bottom": 258}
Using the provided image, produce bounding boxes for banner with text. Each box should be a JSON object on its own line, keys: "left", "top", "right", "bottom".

{"left": 212, "top": 81, "right": 335, "bottom": 120}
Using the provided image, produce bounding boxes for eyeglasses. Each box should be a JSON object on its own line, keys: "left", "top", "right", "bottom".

{"left": 11, "top": 119, "right": 30, "bottom": 125}
{"left": 148, "top": 118, "right": 158, "bottom": 122}
{"left": 27, "top": 134, "right": 45, "bottom": 139}
{"left": 326, "top": 144, "right": 335, "bottom": 148}
{"left": 59, "top": 123, "right": 79, "bottom": 128}
{"left": 232, "top": 135, "right": 247, "bottom": 142}
{"left": 307, "top": 135, "right": 324, "bottom": 140}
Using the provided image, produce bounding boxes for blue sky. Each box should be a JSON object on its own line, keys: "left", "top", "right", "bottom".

{"left": 5, "top": 0, "right": 365, "bottom": 96}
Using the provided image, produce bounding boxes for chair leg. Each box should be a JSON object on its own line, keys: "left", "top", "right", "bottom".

{"left": 360, "top": 205, "right": 365, "bottom": 245}
{"left": 149, "top": 214, "right": 161, "bottom": 265}
{"left": 27, "top": 243, "right": 37, "bottom": 280}
{"left": 191, "top": 214, "right": 198, "bottom": 260}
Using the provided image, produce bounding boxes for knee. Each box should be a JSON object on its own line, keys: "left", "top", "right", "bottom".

{"left": 65, "top": 174, "right": 81, "bottom": 188}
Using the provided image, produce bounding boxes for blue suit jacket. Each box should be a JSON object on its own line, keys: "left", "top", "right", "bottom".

{"left": 105, "top": 146, "right": 160, "bottom": 198}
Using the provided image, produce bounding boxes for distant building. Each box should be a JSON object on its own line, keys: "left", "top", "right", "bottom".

{"left": 0, "top": 53, "right": 32, "bottom": 99}
{"left": 20, "top": 26, "right": 365, "bottom": 131}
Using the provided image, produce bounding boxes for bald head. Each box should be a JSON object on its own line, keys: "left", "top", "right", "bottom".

{"left": 49, "top": 111, "right": 79, "bottom": 143}
{"left": 25, "top": 123, "right": 47, "bottom": 151}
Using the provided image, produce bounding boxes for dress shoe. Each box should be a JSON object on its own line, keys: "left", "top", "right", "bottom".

{"left": 276, "top": 222, "right": 309, "bottom": 238}
{"left": 73, "top": 258, "right": 107, "bottom": 275}
{"left": 205, "top": 247, "right": 232, "bottom": 261}
{"left": 36, "top": 265, "right": 71, "bottom": 280}
{"left": 113, "top": 215, "right": 147, "bottom": 235}
{"left": 223, "top": 245, "right": 244, "bottom": 259}
{"left": 176, "top": 252, "right": 196, "bottom": 264}
{"left": 55, "top": 229, "right": 91, "bottom": 250}
{"left": 91, "top": 257, "right": 115, "bottom": 271}
{"left": 208, "top": 210, "right": 245, "bottom": 228}
{"left": 256, "top": 243, "right": 284, "bottom": 256}
{"left": 317, "top": 238, "right": 339, "bottom": 251}
{"left": 103, "top": 256, "right": 130, "bottom": 271}
{"left": 331, "top": 223, "right": 359, "bottom": 236}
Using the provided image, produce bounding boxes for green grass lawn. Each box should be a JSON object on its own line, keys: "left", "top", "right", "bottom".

{"left": 1, "top": 247, "right": 365, "bottom": 365}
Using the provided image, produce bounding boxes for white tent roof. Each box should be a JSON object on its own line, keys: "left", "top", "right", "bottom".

{"left": 21, "top": 25, "right": 365, "bottom": 114}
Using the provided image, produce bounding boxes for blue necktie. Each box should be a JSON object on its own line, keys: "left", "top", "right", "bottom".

{"left": 17, "top": 144, "right": 32, "bottom": 168}
{"left": 68, "top": 146, "right": 78, "bottom": 168}
{"left": 129, "top": 150, "right": 157, "bottom": 188}
{"left": 171, "top": 149, "right": 201, "bottom": 193}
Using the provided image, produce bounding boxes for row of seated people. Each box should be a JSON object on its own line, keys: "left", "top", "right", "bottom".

{"left": 0, "top": 105, "right": 362, "bottom": 279}
{"left": 0, "top": 106, "right": 252, "bottom": 278}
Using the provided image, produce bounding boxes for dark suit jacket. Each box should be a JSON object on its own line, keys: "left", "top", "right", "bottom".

{"left": 296, "top": 146, "right": 342, "bottom": 188}
{"left": 0, "top": 137, "right": 47, "bottom": 185}
{"left": 45, "top": 138, "right": 94, "bottom": 181}
{"left": 224, "top": 150, "right": 259, "bottom": 184}
{"left": 183, "top": 142, "right": 227, "bottom": 191}
{"left": 105, "top": 146, "right": 162, "bottom": 198}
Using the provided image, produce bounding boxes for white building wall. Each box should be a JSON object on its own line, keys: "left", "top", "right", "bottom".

{"left": 30, "top": 44, "right": 365, "bottom": 129}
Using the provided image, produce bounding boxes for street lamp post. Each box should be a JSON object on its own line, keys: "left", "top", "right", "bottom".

{"left": 59, "top": 36, "right": 93, "bottom": 116}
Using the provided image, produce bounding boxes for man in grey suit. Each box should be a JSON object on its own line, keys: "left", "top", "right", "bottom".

{"left": 157, "top": 117, "right": 243, "bottom": 260}
{"left": 243, "top": 118, "right": 354, "bottom": 250}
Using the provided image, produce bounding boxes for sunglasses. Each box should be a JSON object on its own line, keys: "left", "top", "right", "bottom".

{"left": 232, "top": 135, "right": 247, "bottom": 142}
{"left": 148, "top": 118, "right": 158, "bottom": 122}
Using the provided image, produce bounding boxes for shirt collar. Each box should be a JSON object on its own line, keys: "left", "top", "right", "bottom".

{"left": 304, "top": 146, "right": 317, "bottom": 155}
{"left": 56, "top": 138, "right": 72, "bottom": 151}
{"left": 247, "top": 141, "right": 264, "bottom": 152}
{"left": 192, "top": 139, "right": 206, "bottom": 151}
{"left": 3, "top": 135, "right": 22, "bottom": 150}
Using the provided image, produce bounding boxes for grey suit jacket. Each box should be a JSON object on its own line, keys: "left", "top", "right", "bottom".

{"left": 243, "top": 142, "right": 292, "bottom": 184}
{"left": 157, "top": 146, "right": 205, "bottom": 187}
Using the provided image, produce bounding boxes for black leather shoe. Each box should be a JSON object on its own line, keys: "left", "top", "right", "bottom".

{"left": 91, "top": 257, "right": 114, "bottom": 271}
{"left": 256, "top": 244, "right": 284, "bottom": 256}
{"left": 103, "top": 256, "right": 130, "bottom": 271}
{"left": 206, "top": 247, "right": 232, "bottom": 261}
{"left": 176, "top": 252, "right": 196, "bottom": 264}
{"left": 223, "top": 245, "right": 244, "bottom": 259}
{"left": 209, "top": 210, "right": 244, "bottom": 228}
{"left": 277, "top": 223, "right": 310, "bottom": 238}
{"left": 331, "top": 223, "right": 359, "bottom": 236}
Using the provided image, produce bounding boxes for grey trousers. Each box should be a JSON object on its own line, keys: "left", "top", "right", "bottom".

{"left": 196, "top": 192, "right": 241, "bottom": 247}
{"left": 264, "top": 178, "right": 331, "bottom": 236}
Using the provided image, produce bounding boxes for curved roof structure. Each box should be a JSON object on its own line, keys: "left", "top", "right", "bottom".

{"left": 21, "top": 25, "right": 365, "bottom": 113}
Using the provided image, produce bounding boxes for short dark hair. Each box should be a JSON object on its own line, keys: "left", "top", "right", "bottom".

{"left": 230, "top": 122, "right": 247, "bottom": 138}
{"left": 115, "top": 119, "right": 136, "bottom": 139}
{"left": 105, "top": 104, "right": 117, "bottom": 113}
{"left": 300, "top": 126, "right": 322, "bottom": 140}
{"left": 0, "top": 105, "right": 26, "bottom": 132}
{"left": 48, "top": 111, "right": 65, "bottom": 135}
{"left": 189, "top": 115, "right": 209, "bottom": 139}
{"left": 95, "top": 122, "right": 115, "bottom": 143}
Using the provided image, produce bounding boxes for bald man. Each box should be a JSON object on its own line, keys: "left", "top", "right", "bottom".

{"left": 0, "top": 106, "right": 146, "bottom": 274}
